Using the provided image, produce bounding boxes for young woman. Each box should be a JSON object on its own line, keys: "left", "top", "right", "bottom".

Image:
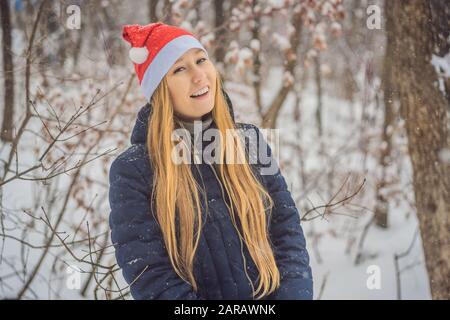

{"left": 109, "top": 22, "right": 313, "bottom": 300}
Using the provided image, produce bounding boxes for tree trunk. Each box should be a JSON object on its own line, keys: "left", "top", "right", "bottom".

{"left": 429, "top": 1, "right": 450, "bottom": 105}
{"left": 392, "top": 0, "right": 450, "bottom": 299}
{"left": 214, "top": 0, "right": 225, "bottom": 64}
{"left": 374, "top": 0, "right": 398, "bottom": 229}
{"left": 251, "top": 0, "right": 263, "bottom": 115}
{"left": 193, "top": 0, "right": 202, "bottom": 23}
{"left": 148, "top": 0, "right": 159, "bottom": 22}
{"left": 314, "top": 54, "right": 323, "bottom": 137}
{"left": 261, "top": 9, "right": 302, "bottom": 128}
{"left": 162, "top": 0, "right": 173, "bottom": 25}
{"left": 1, "top": 0, "right": 15, "bottom": 142}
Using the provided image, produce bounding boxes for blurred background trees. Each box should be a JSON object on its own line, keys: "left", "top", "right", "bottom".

{"left": 0, "top": 0, "right": 448, "bottom": 299}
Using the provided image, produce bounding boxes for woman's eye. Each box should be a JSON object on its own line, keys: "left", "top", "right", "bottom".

{"left": 174, "top": 58, "right": 207, "bottom": 74}
{"left": 174, "top": 67, "right": 184, "bottom": 74}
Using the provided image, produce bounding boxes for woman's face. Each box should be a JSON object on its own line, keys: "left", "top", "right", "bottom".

{"left": 166, "top": 48, "right": 217, "bottom": 121}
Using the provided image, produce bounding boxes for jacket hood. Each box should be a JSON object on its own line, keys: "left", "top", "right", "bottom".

{"left": 130, "top": 88, "right": 235, "bottom": 145}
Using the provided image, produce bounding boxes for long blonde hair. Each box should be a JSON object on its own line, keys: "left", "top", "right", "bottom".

{"left": 147, "top": 71, "right": 280, "bottom": 299}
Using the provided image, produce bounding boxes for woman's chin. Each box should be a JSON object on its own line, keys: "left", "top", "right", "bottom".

{"left": 191, "top": 103, "right": 214, "bottom": 118}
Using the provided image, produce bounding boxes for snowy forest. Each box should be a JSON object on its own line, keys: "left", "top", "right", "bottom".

{"left": 0, "top": 0, "right": 449, "bottom": 300}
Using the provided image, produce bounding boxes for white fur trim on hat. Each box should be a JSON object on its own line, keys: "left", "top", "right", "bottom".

{"left": 129, "top": 47, "right": 149, "bottom": 64}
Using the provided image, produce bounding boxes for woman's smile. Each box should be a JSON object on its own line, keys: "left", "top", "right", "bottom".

{"left": 190, "top": 86, "right": 210, "bottom": 100}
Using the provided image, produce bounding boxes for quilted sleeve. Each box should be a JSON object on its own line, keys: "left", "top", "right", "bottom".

{"left": 108, "top": 155, "right": 203, "bottom": 300}
{"left": 251, "top": 125, "right": 314, "bottom": 300}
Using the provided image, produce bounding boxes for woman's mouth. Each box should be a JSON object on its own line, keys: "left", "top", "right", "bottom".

{"left": 190, "top": 86, "right": 210, "bottom": 100}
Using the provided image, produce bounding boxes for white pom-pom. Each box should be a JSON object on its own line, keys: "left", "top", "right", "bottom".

{"left": 129, "top": 47, "right": 149, "bottom": 64}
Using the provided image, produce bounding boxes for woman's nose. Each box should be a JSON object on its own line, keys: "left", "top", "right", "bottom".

{"left": 191, "top": 66, "right": 206, "bottom": 83}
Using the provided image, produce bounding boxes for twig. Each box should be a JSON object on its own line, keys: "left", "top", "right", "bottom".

{"left": 316, "top": 271, "right": 329, "bottom": 300}
{"left": 394, "top": 227, "right": 420, "bottom": 300}
{"left": 354, "top": 215, "right": 375, "bottom": 265}
{"left": 301, "top": 176, "right": 366, "bottom": 221}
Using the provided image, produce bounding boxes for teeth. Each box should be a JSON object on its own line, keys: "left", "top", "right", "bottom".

{"left": 191, "top": 86, "right": 209, "bottom": 97}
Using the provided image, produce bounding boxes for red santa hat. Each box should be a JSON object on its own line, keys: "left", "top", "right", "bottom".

{"left": 122, "top": 22, "right": 208, "bottom": 101}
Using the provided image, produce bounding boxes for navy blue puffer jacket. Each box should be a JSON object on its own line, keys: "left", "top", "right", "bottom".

{"left": 108, "top": 91, "right": 313, "bottom": 300}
